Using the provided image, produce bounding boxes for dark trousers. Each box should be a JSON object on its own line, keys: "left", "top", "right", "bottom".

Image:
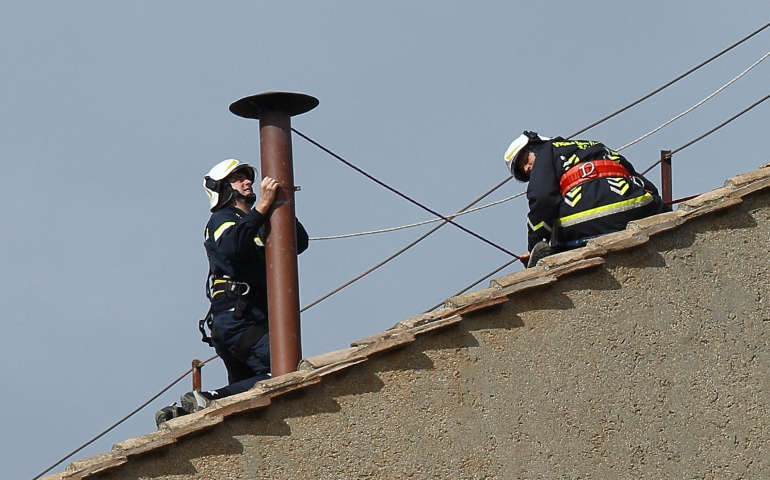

{"left": 210, "top": 308, "right": 271, "bottom": 397}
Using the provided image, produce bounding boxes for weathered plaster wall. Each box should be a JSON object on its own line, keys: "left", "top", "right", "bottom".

{"left": 99, "top": 190, "right": 769, "bottom": 479}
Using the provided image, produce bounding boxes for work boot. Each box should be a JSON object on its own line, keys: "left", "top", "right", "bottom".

{"left": 180, "top": 390, "right": 214, "bottom": 413}
{"left": 527, "top": 240, "right": 555, "bottom": 268}
{"left": 154, "top": 403, "right": 187, "bottom": 429}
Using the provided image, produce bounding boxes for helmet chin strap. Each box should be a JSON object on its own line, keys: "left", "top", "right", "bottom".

{"left": 234, "top": 190, "right": 256, "bottom": 205}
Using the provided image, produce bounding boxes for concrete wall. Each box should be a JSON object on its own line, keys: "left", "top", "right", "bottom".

{"left": 97, "top": 190, "right": 769, "bottom": 479}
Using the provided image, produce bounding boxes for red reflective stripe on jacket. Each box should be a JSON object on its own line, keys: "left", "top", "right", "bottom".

{"left": 559, "top": 159, "right": 630, "bottom": 196}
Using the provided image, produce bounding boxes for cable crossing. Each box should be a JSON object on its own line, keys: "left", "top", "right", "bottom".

{"left": 291, "top": 128, "right": 521, "bottom": 259}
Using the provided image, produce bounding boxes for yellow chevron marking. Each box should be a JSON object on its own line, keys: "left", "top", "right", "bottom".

{"left": 527, "top": 217, "right": 552, "bottom": 232}
{"left": 566, "top": 185, "right": 582, "bottom": 198}
{"left": 562, "top": 153, "right": 581, "bottom": 169}
{"left": 564, "top": 193, "right": 583, "bottom": 207}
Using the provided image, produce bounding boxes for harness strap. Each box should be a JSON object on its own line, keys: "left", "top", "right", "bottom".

{"left": 199, "top": 305, "right": 214, "bottom": 346}
{"left": 210, "top": 277, "right": 250, "bottom": 299}
{"left": 560, "top": 159, "right": 630, "bottom": 196}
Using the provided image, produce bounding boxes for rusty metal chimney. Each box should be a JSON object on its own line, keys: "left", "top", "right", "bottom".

{"left": 229, "top": 91, "right": 318, "bottom": 376}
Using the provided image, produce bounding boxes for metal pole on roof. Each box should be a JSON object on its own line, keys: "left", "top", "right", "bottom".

{"left": 660, "top": 150, "right": 672, "bottom": 205}
{"left": 192, "top": 359, "right": 202, "bottom": 391}
{"left": 230, "top": 91, "right": 319, "bottom": 376}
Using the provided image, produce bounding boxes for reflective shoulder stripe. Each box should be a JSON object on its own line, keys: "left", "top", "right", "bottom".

{"left": 558, "top": 192, "right": 653, "bottom": 227}
{"left": 213, "top": 221, "right": 236, "bottom": 241}
{"left": 527, "top": 216, "right": 553, "bottom": 233}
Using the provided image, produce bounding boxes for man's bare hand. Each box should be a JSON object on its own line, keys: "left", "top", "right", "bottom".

{"left": 254, "top": 177, "right": 280, "bottom": 214}
{"left": 518, "top": 251, "right": 530, "bottom": 267}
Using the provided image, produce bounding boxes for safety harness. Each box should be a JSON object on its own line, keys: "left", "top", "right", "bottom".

{"left": 199, "top": 275, "right": 268, "bottom": 360}
{"left": 559, "top": 159, "right": 630, "bottom": 196}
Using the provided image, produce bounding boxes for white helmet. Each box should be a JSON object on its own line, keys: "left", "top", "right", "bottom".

{"left": 203, "top": 159, "right": 256, "bottom": 211}
{"left": 503, "top": 131, "right": 551, "bottom": 181}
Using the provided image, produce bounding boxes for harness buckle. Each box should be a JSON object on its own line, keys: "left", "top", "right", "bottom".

{"left": 226, "top": 281, "right": 250, "bottom": 296}
{"left": 579, "top": 161, "right": 595, "bottom": 178}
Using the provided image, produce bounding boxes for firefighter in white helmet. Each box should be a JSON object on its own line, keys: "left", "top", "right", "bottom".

{"left": 156, "top": 159, "right": 309, "bottom": 426}
{"left": 504, "top": 131, "right": 670, "bottom": 267}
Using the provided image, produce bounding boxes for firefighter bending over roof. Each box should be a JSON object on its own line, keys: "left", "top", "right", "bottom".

{"left": 504, "top": 131, "right": 670, "bottom": 268}
{"left": 155, "top": 159, "right": 309, "bottom": 427}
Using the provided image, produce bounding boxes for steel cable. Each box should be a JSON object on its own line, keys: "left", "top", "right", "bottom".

{"left": 310, "top": 191, "right": 525, "bottom": 240}
{"left": 31, "top": 353, "right": 219, "bottom": 480}
{"left": 618, "top": 51, "right": 770, "bottom": 152}
{"left": 641, "top": 93, "right": 770, "bottom": 175}
{"left": 567, "top": 21, "right": 770, "bottom": 139}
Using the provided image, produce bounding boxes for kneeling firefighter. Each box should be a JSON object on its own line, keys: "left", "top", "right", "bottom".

{"left": 505, "top": 131, "right": 670, "bottom": 267}
{"left": 155, "top": 158, "right": 309, "bottom": 427}
{"left": 202, "top": 158, "right": 309, "bottom": 393}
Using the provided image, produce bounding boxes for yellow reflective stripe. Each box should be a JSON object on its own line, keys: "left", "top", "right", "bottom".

{"left": 558, "top": 192, "right": 653, "bottom": 227}
{"left": 213, "top": 279, "right": 228, "bottom": 285}
{"left": 225, "top": 159, "right": 238, "bottom": 173}
{"left": 205, "top": 228, "right": 210, "bottom": 241}
{"left": 552, "top": 141, "right": 599, "bottom": 149}
{"left": 527, "top": 217, "right": 552, "bottom": 232}
{"left": 211, "top": 290, "right": 224, "bottom": 298}
{"left": 213, "top": 221, "right": 235, "bottom": 241}
{"left": 253, "top": 236, "right": 264, "bottom": 246}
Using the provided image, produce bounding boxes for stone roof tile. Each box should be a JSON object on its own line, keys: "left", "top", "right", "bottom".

{"left": 586, "top": 229, "right": 650, "bottom": 253}
{"left": 63, "top": 452, "right": 127, "bottom": 479}
{"left": 206, "top": 391, "right": 271, "bottom": 418}
{"left": 444, "top": 287, "right": 499, "bottom": 309}
{"left": 405, "top": 314, "right": 463, "bottom": 335}
{"left": 112, "top": 430, "right": 175, "bottom": 458}
{"left": 159, "top": 409, "right": 223, "bottom": 440}
{"left": 298, "top": 346, "right": 365, "bottom": 370}
{"left": 39, "top": 474, "right": 65, "bottom": 480}
{"left": 627, "top": 211, "right": 685, "bottom": 236}
{"left": 725, "top": 165, "right": 770, "bottom": 187}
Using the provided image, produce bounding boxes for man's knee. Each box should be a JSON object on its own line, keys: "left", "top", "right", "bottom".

{"left": 244, "top": 333, "right": 270, "bottom": 375}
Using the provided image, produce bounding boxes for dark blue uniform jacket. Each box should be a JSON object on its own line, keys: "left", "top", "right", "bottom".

{"left": 204, "top": 206, "right": 309, "bottom": 314}
{"left": 525, "top": 138, "right": 669, "bottom": 251}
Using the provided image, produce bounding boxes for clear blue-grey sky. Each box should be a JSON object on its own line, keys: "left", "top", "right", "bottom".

{"left": 3, "top": 2, "right": 768, "bottom": 478}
